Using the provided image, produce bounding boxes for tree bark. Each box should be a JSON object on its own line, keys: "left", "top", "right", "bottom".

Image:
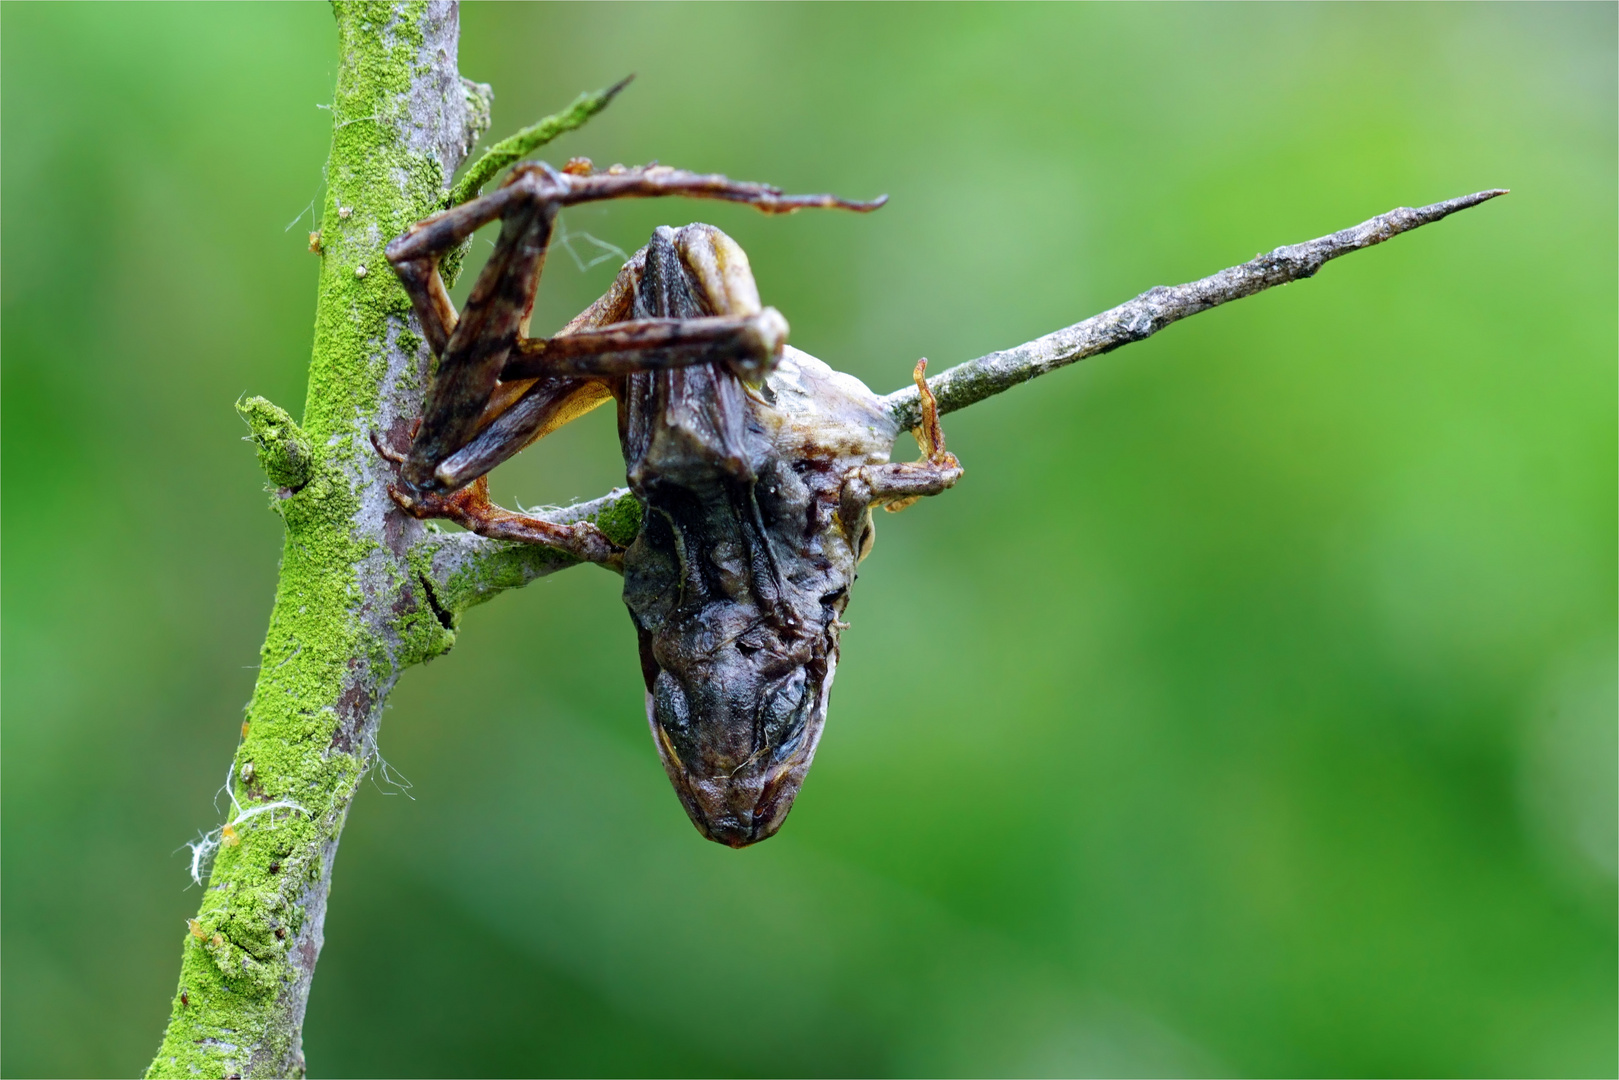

{"left": 147, "top": 4, "right": 497, "bottom": 1075}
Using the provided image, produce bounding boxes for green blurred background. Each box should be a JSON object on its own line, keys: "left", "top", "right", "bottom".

{"left": 3, "top": 3, "right": 1614, "bottom": 1076}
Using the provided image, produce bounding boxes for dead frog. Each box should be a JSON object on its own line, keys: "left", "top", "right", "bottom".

{"left": 381, "top": 161, "right": 960, "bottom": 846}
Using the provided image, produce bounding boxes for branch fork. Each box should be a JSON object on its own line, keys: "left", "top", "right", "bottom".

{"left": 443, "top": 189, "right": 1508, "bottom": 600}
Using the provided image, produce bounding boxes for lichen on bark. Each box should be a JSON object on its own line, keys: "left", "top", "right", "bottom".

{"left": 148, "top": 4, "right": 489, "bottom": 1075}
{"left": 148, "top": 5, "right": 645, "bottom": 1070}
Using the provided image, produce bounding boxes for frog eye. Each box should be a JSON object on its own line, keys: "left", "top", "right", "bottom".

{"left": 760, "top": 667, "right": 809, "bottom": 747}
{"left": 653, "top": 670, "right": 690, "bottom": 731}
{"left": 856, "top": 518, "right": 876, "bottom": 563}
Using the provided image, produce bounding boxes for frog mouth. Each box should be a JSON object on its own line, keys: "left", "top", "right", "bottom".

{"left": 645, "top": 652, "right": 837, "bottom": 847}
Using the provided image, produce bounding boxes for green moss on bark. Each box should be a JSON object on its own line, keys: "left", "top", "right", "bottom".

{"left": 147, "top": 4, "right": 480, "bottom": 1076}
{"left": 148, "top": 7, "right": 638, "bottom": 1074}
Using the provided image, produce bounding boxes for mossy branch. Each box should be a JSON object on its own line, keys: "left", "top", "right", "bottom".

{"left": 148, "top": 4, "right": 498, "bottom": 1076}
{"left": 151, "top": 10, "right": 636, "bottom": 1072}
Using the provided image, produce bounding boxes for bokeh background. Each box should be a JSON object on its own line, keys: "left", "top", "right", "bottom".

{"left": 3, "top": 3, "right": 1614, "bottom": 1077}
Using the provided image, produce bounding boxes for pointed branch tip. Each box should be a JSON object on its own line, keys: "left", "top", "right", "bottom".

{"left": 881, "top": 187, "right": 1508, "bottom": 429}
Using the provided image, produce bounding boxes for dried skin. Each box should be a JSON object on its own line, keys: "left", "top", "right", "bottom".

{"left": 622, "top": 226, "right": 913, "bottom": 844}
{"left": 382, "top": 161, "right": 965, "bottom": 845}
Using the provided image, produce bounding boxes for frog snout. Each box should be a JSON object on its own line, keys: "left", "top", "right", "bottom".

{"left": 645, "top": 669, "right": 812, "bottom": 847}
{"left": 682, "top": 770, "right": 779, "bottom": 848}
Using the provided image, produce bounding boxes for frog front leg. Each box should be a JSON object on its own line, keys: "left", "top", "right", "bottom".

{"left": 838, "top": 359, "right": 964, "bottom": 537}
{"left": 383, "top": 165, "right": 876, "bottom": 565}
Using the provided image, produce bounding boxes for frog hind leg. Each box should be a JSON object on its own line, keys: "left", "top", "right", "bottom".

{"left": 390, "top": 474, "right": 621, "bottom": 565}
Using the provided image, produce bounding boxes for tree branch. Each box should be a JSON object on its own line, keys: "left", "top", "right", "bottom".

{"left": 415, "top": 189, "right": 1512, "bottom": 613}
{"left": 148, "top": 4, "right": 489, "bottom": 1076}
{"left": 881, "top": 189, "right": 1508, "bottom": 430}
